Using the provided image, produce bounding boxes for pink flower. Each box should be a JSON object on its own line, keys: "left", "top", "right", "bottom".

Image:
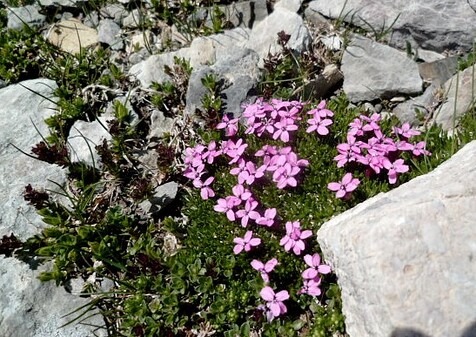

{"left": 279, "top": 221, "right": 312, "bottom": 255}
{"left": 214, "top": 196, "right": 241, "bottom": 221}
{"left": 183, "top": 163, "right": 205, "bottom": 180}
{"left": 251, "top": 258, "right": 278, "bottom": 283}
{"left": 361, "top": 113, "right": 381, "bottom": 132}
{"left": 274, "top": 163, "right": 300, "bottom": 189}
{"left": 202, "top": 141, "right": 222, "bottom": 164}
{"left": 348, "top": 118, "right": 366, "bottom": 136}
{"left": 233, "top": 230, "right": 261, "bottom": 254}
{"left": 334, "top": 142, "right": 361, "bottom": 168}
{"left": 232, "top": 184, "right": 252, "bottom": 201}
{"left": 260, "top": 286, "right": 289, "bottom": 322}
{"left": 273, "top": 118, "right": 298, "bottom": 142}
{"left": 327, "top": 173, "right": 360, "bottom": 198}
{"left": 411, "top": 141, "right": 431, "bottom": 156}
{"left": 307, "top": 100, "right": 334, "bottom": 118}
{"left": 256, "top": 208, "right": 277, "bottom": 227}
{"left": 306, "top": 115, "right": 333, "bottom": 135}
{"left": 235, "top": 198, "right": 261, "bottom": 227}
{"left": 383, "top": 158, "right": 409, "bottom": 184}
{"left": 240, "top": 161, "right": 266, "bottom": 185}
{"left": 222, "top": 139, "right": 248, "bottom": 164}
{"left": 184, "top": 144, "right": 206, "bottom": 167}
{"left": 298, "top": 278, "right": 322, "bottom": 297}
{"left": 216, "top": 114, "right": 239, "bottom": 137}
{"left": 193, "top": 176, "right": 215, "bottom": 200}
{"left": 301, "top": 253, "right": 331, "bottom": 279}
{"left": 393, "top": 122, "right": 420, "bottom": 139}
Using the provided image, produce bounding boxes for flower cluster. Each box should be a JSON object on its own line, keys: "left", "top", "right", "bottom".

{"left": 328, "top": 113, "right": 431, "bottom": 199}
{"left": 183, "top": 98, "right": 334, "bottom": 321}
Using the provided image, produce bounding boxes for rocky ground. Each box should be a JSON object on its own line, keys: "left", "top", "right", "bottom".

{"left": 1, "top": 0, "right": 476, "bottom": 336}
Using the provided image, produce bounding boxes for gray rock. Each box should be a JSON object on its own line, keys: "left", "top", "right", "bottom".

{"left": 304, "top": 5, "right": 333, "bottom": 30}
{"left": 138, "top": 182, "right": 178, "bottom": 214}
{"left": 213, "top": 0, "right": 268, "bottom": 28}
{"left": 415, "top": 48, "right": 446, "bottom": 63}
{"left": 393, "top": 83, "right": 442, "bottom": 125}
{"left": 299, "top": 64, "right": 344, "bottom": 99}
{"left": 317, "top": 140, "right": 476, "bottom": 337}
{"left": 418, "top": 56, "right": 458, "bottom": 86}
{"left": 0, "top": 79, "right": 67, "bottom": 241}
{"left": 7, "top": 5, "right": 46, "bottom": 30}
{"left": 149, "top": 110, "right": 174, "bottom": 139}
{"left": 67, "top": 117, "right": 111, "bottom": 168}
{"left": 308, "top": 0, "right": 476, "bottom": 53}
{"left": 98, "top": 19, "right": 123, "bottom": 50}
{"left": 123, "top": 9, "right": 146, "bottom": 29}
{"left": 38, "top": 0, "right": 85, "bottom": 6}
{"left": 129, "top": 51, "right": 181, "bottom": 87}
{"left": 84, "top": 11, "right": 99, "bottom": 28}
{"left": 274, "top": 0, "right": 302, "bottom": 12}
{"left": 434, "top": 65, "right": 476, "bottom": 132}
{"left": 185, "top": 47, "right": 260, "bottom": 116}
{"left": 129, "top": 28, "right": 251, "bottom": 87}
{"left": 245, "top": 7, "right": 311, "bottom": 66}
{"left": 99, "top": 3, "right": 128, "bottom": 25}
{"left": 0, "top": 257, "right": 106, "bottom": 337}
{"left": 342, "top": 35, "right": 422, "bottom": 102}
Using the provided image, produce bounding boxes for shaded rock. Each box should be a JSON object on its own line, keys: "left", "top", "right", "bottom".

{"left": 185, "top": 47, "right": 260, "bottom": 116}
{"left": 304, "top": 5, "right": 334, "bottom": 30}
{"left": 245, "top": 7, "right": 311, "bottom": 66}
{"left": 415, "top": 49, "right": 446, "bottom": 63}
{"left": 138, "top": 182, "right": 178, "bottom": 214}
{"left": 149, "top": 110, "right": 174, "bottom": 139}
{"left": 7, "top": 5, "right": 46, "bottom": 30}
{"left": 299, "top": 64, "right": 343, "bottom": 99}
{"left": 342, "top": 35, "right": 422, "bottom": 102}
{"left": 123, "top": 9, "right": 146, "bottom": 29}
{"left": 67, "top": 117, "right": 111, "bottom": 167}
{"left": 307, "top": 0, "right": 476, "bottom": 53}
{"left": 99, "top": 3, "right": 128, "bottom": 25}
{"left": 38, "top": 0, "right": 85, "bottom": 6}
{"left": 218, "top": 0, "right": 268, "bottom": 28}
{"left": 0, "top": 79, "right": 67, "bottom": 241}
{"left": 317, "top": 140, "right": 476, "bottom": 337}
{"left": 127, "top": 30, "right": 154, "bottom": 54}
{"left": 434, "top": 65, "right": 476, "bottom": 132}
{"left": 418, "top": 56, "right": 458, "bottom": 86}
{"left": 393, "top": 83, "right": 442, "bottom": 125}
{"left": 98, "top": 19, "right": 123, "bottom": 50}
{"left": 47, "top": 19, "right": 98, "bottom": 54}
{"left": 0, "top": 257, "right": 106, "bottom": 337}
{"left": 84, "top": 10, "right": 99, "bottom": 28}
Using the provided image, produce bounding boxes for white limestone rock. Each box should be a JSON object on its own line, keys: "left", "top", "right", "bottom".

{"left": 341, "top": 35, "right": 422, "bottom": 102}
{"left": 317, "top": 140, "right": 476, "bottom": 337}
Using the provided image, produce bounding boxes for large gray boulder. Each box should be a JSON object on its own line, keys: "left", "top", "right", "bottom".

{"left": 317, "top": 140, "right": 476, "bottom": 337}
{"left": 0, "top": 79, "right": 67, "bottom": 240}
{"left": 0, "top": 257, "right": 106, "bottom": 337}
{"left": 307, "top": 0, "right": 476, "bottom": 53}
{"left": 0, "top": 79, "right": 105, "bottom": 336}
{"left": 7, "top": 5, "right": 46, "bottom": 30}
{"left": 342, "top": 35, "right": 422, "bottom": 102}
{"left": 434, "top": 65, "right": 476, "bottom": 132}
{"left": 245, "top": 7, "right": 311, "bottom": 66}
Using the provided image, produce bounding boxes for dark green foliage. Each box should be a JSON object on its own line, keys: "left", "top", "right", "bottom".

{"left": 0, "top": 27, "right": 48, "bottom": 83}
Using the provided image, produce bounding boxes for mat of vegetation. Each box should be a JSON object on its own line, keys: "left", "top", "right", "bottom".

{"left": 1, "top": 2, "right": 476, "bottom": 337}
